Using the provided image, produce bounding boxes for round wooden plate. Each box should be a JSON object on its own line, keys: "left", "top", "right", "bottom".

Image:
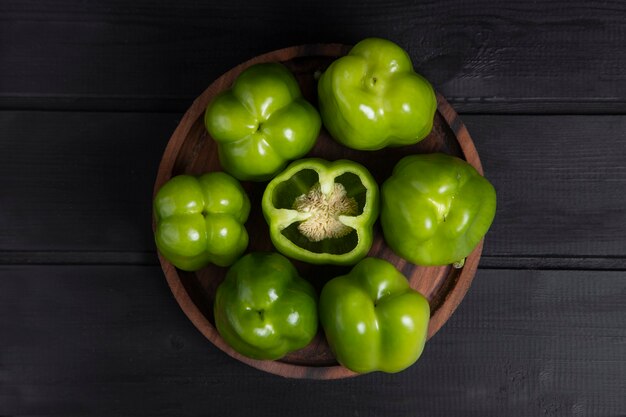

{"left": 154, "top": 44, "right": 485, "bottom": 379}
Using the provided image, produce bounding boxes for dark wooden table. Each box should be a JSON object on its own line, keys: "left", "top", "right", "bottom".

{"left": 2, "top": 1, "right": 625, "bottom": 415}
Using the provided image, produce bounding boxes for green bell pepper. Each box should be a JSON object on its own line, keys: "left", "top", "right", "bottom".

{"left": 153, "top": 172, "right": 250, "bottom": 271}
{"left": 262, "top": 158, "right": 379, "bottom": 266}
{"left": 317, "top": 37, "right": 437, "bottom": 151}
{"left": 381, "top": 153, "right": 497, "bottom": 266}
{"left": 204, "top": 62, "right": 321, "bottom": 181}
{"left": 319, "top": 257, "right": 430, "bottom": 373}
{"left": 214, "top": 252, "right": 318, "bottom": 360}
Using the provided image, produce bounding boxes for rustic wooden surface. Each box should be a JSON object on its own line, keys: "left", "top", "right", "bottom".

{"left": 2, "top": 0, "right": 626, "bottom": 414}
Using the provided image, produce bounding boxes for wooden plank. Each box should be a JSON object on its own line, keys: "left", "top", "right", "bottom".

{"left": 463, "top": 114, "right": 626, "bottom": 260}
{"left": 1, "top": 1, "right": 626, "bottom": 113}
{"left": 1, "top": 266, "right": 625, "bottom": 415}
{"left": 0, "top": 111, "right": 175, "bottom": 254}
{"left": 2, "top": 111, "right": 626, "bottom": 266}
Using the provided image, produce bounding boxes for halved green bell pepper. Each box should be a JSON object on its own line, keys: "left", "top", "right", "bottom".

{"left": 319, "top": 257, "right": 430, "bottom": 373}
{"left": 214, "top": 252, "right": 318, "bottom": 360}
{"left": 153, "top": 172, "right": 250, "bottom": 271}
{"left": 204, "top": 62, "right": 321, "bottom": 181}
{"left": 381, "top": 153, "right": 497, "bottom": 266}
{"left": 318, "top": 37, "right": 437, "bottom": 150}
{"left": 262, "top": 158, "right": 379, "bottom": 266}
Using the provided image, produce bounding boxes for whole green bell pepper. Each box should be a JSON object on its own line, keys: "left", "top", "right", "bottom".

{"left": 381, "top": 153, "right": 497, "bottom": 266}
{"left": 319, "top": 257, "right": 430, "bottom": 373}
{"left": 317, "top": 37, "right": 437, "bottom": 151}
{"left": 153, "top": 172, "right": 250, "bottom": 271}
{"left": 204, "top": 62, "right": 321, "bottom": 181}
{"left": 262, "top": 158, "right": 379, "bottom": 266}
{"left": 214, "top": 252, "right": 318, "bottom": 360}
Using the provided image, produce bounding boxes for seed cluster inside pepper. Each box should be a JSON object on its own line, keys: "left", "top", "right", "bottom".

{"left": 262, "top": 159, "right": 378, "bottom": 264}
{"left": 293, "top": 182, "right": 358, "bottom": 242}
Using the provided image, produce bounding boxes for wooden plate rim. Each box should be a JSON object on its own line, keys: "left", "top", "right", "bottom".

{"left": 153, "top": 44, "right": 484, "bottom": 379}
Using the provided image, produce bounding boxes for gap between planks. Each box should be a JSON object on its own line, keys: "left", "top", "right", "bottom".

{"left": 1, "top": 251, "right": 626, "bottom": 271}
{"left": 2, "top": 95, "right": 626, "bottom": 115}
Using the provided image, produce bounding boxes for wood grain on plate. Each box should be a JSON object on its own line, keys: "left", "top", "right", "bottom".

{"left": 154, "top": 44, "right": 485, "bottom": 379}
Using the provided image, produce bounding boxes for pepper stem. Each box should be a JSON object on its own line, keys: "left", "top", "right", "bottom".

{"left": 293, "top": 182, "right": 358, "bottom": 242}
{"left": 453, "top": 258, "right": 466, "bottom": 269}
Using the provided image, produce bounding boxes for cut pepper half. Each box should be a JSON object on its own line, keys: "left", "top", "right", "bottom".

{"left": 262, "top": 158, "right": 379, "bottom": 266}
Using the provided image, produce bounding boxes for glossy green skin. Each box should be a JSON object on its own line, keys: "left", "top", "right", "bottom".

{"left": 204, "top": 63, "right": 321, "bottom": 181}
{"left": 153, "top": 172, "right": 250, "bottom": 271}
{"left": 214, "top": 252, "right": 318, "bottom": 360}
{"left": 319, "top": 257, "right": 430, "bottom": 373}
{"left": 381, "top": 153, "right": 497, "bottom": 266}
{"left": 318, "top": 38, "right": 437, "bottom": 151}
{"left": 261, "top": 158, "right": 379, "bottom": 266}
